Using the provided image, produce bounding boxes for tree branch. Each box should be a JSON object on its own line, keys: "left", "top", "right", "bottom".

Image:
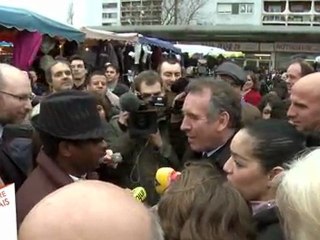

{"left": 161, "top": 0, "right": 176, "bottom": 24}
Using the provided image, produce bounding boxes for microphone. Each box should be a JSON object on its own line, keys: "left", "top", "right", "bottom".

{"left": 155, "top": 167, "right": 181, "bottom": 195}
{"left": 171, "top": 77, "right": 189, "bottom": 94}
{"left": 131, "top": 186, "right": 147, "bottom": 202}
{"left": 119, "top": 92, "right": 143, "bottom": 112}
{"left": 99, "top": 150, "right": 123, "bottom": 164}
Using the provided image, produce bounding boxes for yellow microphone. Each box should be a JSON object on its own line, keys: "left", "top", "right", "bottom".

{"left": 131, "top": 187, "right": 147, "bottom": 202}
{"left": 155, "top": 167, "right": 181, "bottom": 195}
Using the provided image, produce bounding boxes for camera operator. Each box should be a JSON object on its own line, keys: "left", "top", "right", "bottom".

{"left": 104, "top": 70, "right": 179, "bottom": 205}
{"left": 158, "top": 58, "right": 189, "bottom": 160}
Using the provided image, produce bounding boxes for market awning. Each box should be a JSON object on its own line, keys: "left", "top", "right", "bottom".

{"left": 81, "top": 27, "right": 138, "bottom": 42}
{"left": 0, "top": 5, "right": 85, "bottom": 42}
{"left": 174, "top": 44, "right": 225, "bottom": 56}
{"left": 139, "top": 36, "right": 181, "bottom": 53}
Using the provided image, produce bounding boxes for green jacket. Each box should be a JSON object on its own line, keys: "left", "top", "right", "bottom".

{"left": 103, "top": 115, "right": 179, "bottom": 205}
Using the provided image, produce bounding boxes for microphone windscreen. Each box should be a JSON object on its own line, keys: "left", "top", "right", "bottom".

{"left": 171, "top": 77, "right": 189, "bottom": 94}
{"left": 155, "top": 167, "right": 175, "bottom": 195}
{"left": 131, "top": 187, "right": 147, "bottom": 202}
{"left": 119, "top": 92, "right": 142, "bottom": 112}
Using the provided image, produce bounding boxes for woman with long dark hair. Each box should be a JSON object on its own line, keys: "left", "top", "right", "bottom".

{"left": 224, "top": 119, "right": 306, "bottom": 240}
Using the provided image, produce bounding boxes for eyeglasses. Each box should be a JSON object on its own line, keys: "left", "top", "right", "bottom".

{"left": 0, "top": 90, "right": 35, "bottom": 101}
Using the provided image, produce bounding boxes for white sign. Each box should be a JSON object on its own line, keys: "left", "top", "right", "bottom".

{"left": 0, "top": 184, "right": 17, "bottom": 240}
{"left": 275, "top": 42, "right": 320, "bottom": 53}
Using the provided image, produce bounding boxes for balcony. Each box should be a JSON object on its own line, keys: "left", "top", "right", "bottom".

{"left": 262, "top": 12, "right": 316, "bottom": 25}
{"left": 289, "top": 1, "right": 312, "bottom": 13}
{"left": 262, "top": 0, "right": 320, "bottom": 26}
{"left": 262, "top": 14, "right": 286, "bottom": 25}
{"left": 264, "top": 1, "right": 286, "bottom": 13}
{"left": 287, "top": 14, "right": 313, "bottom": 25}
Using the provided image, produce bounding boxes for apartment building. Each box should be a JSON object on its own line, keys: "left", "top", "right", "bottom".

{"left": 197, "top": 0, "right": 262, "bottom": 25}
{"left": 194, "top": 1, "right": 320, "bottom": 69}
{"left": 102, "top": 0, "right": 121, "bottom": 26}
{"left": 262, "top": 0, "right": 320, "bottom": 26}
{"left": 120, "top": 0, "right": 162, "bottom": 25}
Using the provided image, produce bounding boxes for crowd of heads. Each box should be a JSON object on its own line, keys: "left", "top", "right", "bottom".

{"left": 2, "top": 53, "right": 320, "bottom": 240}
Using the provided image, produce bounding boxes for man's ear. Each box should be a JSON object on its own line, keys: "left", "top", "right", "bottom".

{"left": 59, "top": 141, "right": 73, "bottom": 158}
{"left": 217, "top": 111, "right": 230, "bottom": 132}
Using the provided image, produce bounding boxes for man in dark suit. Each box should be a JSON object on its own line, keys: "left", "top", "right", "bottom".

{"left": 16, "top": 90, "right": 108, "bottom": 226}
{"left": 181, "top": 78, "right": 241, "bottom": 172}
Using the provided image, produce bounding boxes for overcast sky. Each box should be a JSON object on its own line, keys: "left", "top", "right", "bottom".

{"left": 0, "top": 0, "right": 71, "bottom": 23}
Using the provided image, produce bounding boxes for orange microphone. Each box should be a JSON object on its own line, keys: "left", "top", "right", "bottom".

{"left": 154, "top": 167, "right": 181, "bottom": 195}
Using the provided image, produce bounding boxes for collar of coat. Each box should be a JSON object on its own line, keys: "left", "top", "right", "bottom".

{"left": 36, "top": 150, "right": 99, "bottom": 188}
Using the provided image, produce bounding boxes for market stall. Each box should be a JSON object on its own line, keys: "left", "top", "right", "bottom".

{"left": 174, "top": 44, "right": 224, "bottom": 56}
{"left": 81, "top": 27, "right": 182, "bottom": 82}
{"left": 0, "top": 5, "right": 85, "bottom": 70}
{"left": 81, "top": 27, "right": 138, "bottom": 43}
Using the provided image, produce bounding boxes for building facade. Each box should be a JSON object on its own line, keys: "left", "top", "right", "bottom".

{"left": 102, "top": 0, "right": 121, "bottom": 26}
{"left": 262, "top": 0, "right": 320, "bottom": 26}
{"left": 195, "top": 0, "right": 320, "bottom": 69}
{"left": 196, "top": 0, "right": 261, "bottom": 25}
{"left": 120, "top": 0, "right": 162, "bottom": 25}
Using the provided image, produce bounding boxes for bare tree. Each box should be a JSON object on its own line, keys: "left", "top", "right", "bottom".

{"left": 162, "top": 0, "right": 209, "bottom": 25}
{"left": 67, "top": 1, "right": 74, "bottom": 25}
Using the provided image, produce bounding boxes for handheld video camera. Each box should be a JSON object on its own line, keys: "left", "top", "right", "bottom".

{"left": 120, "top": 92, "right": 167, "bottom": 138}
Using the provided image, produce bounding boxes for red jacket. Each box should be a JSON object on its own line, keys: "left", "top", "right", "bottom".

{"left": 244, "top": 90, "right": 261, "bottom": 107}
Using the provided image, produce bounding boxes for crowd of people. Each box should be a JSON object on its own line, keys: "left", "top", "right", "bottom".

{"left": 0, "top": 54, "right": 320, "bottom": 240}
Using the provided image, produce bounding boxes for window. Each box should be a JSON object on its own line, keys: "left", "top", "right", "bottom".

{"left": 232, "top": 3, "right": 239, "bottom": 14}
{"left": 239, "top": 3, "right": 254, "bottom": 14}
{"left": 102, "top": 3, "right": 118, "bottom": 9}
{"left": 218, "top": 3, "right": 254, "bottom": 14}
{"left": 268, "top": 5, "right": 282, "bottom": 13}
{"left": 217, "top": 3, "right": 232, "bottom": 14}
{"left": 102, "top": 13, "right": 118, "bottom": 19}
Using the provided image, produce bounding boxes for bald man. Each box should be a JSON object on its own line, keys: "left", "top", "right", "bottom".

{"left": 0, "top": 64, "right": 33, "bottom": 190}
{"left": 0, "top": 64, "right": 33, "bottom": 130}
{"left": 19, "top": 180, "right": 163, "bottom": 240}
{"left": 287, "top": 72, "right": 320, "bottom": 133}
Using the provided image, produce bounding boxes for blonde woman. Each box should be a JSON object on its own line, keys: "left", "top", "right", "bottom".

{"left": 276, "top": 148, "right": 320, "bottom": 240}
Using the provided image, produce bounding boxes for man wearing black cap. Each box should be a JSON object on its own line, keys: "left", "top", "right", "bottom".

{"left": 16, "top": 90, "right": 107, "bottom": 226}
{"left": 215, "top": 61, "right": 247, "bottom": 96}
{"left": 215, "top": 61, "right": 261, "bottom": 126}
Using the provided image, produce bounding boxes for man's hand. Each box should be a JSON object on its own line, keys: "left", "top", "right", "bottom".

{"left": 172, "top": 92, "right": 186, "bottom": 108}
{"left": 100, "top": 149, "right": 118, "bottom": 169}
{"left": 0, "top": 177, "right": 4, "bottom": 187}
{"left": 149, "top": 130, "right": 163, "bottom": 149}
{"left": 118, "top": 111, "right": 129, "bottom": 127}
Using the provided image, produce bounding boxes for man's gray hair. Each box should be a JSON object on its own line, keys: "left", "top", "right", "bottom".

{"left": 186, "top": 77, "right": 242, "bottom": 129}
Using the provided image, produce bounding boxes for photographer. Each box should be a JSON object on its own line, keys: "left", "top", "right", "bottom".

{"left": 104, "top": 70, "right": 179, "bottom": 205}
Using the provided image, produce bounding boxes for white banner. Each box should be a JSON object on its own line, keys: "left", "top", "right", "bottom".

{"left": 0, "top": 184, "right": 17, "bottom": 240}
